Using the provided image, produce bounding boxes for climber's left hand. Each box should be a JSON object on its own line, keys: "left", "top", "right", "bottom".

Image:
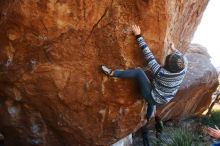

{"left": 131, "top": 25, "right": 141, "bottom": 36}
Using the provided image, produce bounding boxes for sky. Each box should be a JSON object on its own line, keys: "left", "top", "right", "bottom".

{"left": 192, "top": 0, "right": 220, "bottom": 68}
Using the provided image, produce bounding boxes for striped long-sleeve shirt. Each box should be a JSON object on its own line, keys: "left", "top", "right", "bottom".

{"left": 136, "top": 35, "right": 188, "bottom": 104}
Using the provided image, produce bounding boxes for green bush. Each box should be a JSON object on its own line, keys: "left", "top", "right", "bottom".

{"left": 153, "top": 128, "right": 194, "bottom": 146}
{"left": 202, "top": 110, "right": 220, "bottom": 128}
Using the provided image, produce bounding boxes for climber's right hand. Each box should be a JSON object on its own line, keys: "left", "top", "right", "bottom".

{"left": 169, "top": 43, "right": 177, "bottom": 52}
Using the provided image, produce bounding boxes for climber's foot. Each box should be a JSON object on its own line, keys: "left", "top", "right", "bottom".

{"left": 101, "top": 65, "right": 114, "bottom": 76}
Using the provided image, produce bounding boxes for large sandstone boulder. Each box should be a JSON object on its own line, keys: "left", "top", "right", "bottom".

{"left": 0, "top": 0, "right": 214, "bottom": 146}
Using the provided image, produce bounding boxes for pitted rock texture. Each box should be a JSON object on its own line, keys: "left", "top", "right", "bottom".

{"left": 0, "top": 0, "right": 212, "bottom": 146}
{"left": 158, "top": 44, "right": 218, "bottom": 120}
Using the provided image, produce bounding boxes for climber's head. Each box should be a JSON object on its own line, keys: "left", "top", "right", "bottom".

{"left": 164, "top": 52, "right": 184, "bottom": 73}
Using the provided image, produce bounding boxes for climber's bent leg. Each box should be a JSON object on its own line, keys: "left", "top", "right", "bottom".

{"left": 146, "top": 104, "right": 156, "bottom": 120}
{"left": 113, "top": 68, "right": 143, "bottom": 79}
{"left": 114, "top": 68, "right": 153, "bottom": 99}
{"left": 114, "top": 68, "right": 156, "bottom": 119}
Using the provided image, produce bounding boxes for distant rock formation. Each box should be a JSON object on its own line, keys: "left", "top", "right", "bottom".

{"left": 0, "top": 0, "right": 215, "bottom": 146}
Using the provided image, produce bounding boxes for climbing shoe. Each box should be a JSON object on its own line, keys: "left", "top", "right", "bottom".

{"left": 101, "top": 65, "right": 113, "bottom": 76}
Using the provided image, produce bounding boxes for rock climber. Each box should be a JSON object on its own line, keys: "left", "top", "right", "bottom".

{"left": 101, "top": 25, "right": 188, "bottom": 121}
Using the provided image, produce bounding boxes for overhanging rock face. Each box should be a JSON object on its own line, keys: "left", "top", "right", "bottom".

{"left": 0, "top": 0, "right": 213, "bottom": 146}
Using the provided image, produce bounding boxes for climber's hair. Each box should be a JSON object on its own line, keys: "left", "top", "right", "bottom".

{"left": 164, "top": 53, "right": 184, "bottom": 73}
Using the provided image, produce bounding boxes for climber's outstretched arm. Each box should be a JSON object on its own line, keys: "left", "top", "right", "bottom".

{"left": 169, "top": 43, "right": 182, "bottom": 55}
{"left": 131, "top": 25, "right": 161, "bottom": 75}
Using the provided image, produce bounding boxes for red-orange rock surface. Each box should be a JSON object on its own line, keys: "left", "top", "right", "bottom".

{"left": 0, "top": 0, "right": 215, "bottom": 146}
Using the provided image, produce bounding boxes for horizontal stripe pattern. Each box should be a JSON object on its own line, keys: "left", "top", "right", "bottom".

{"left": 136, "top": 35, "right": 187, "bottom": 104}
